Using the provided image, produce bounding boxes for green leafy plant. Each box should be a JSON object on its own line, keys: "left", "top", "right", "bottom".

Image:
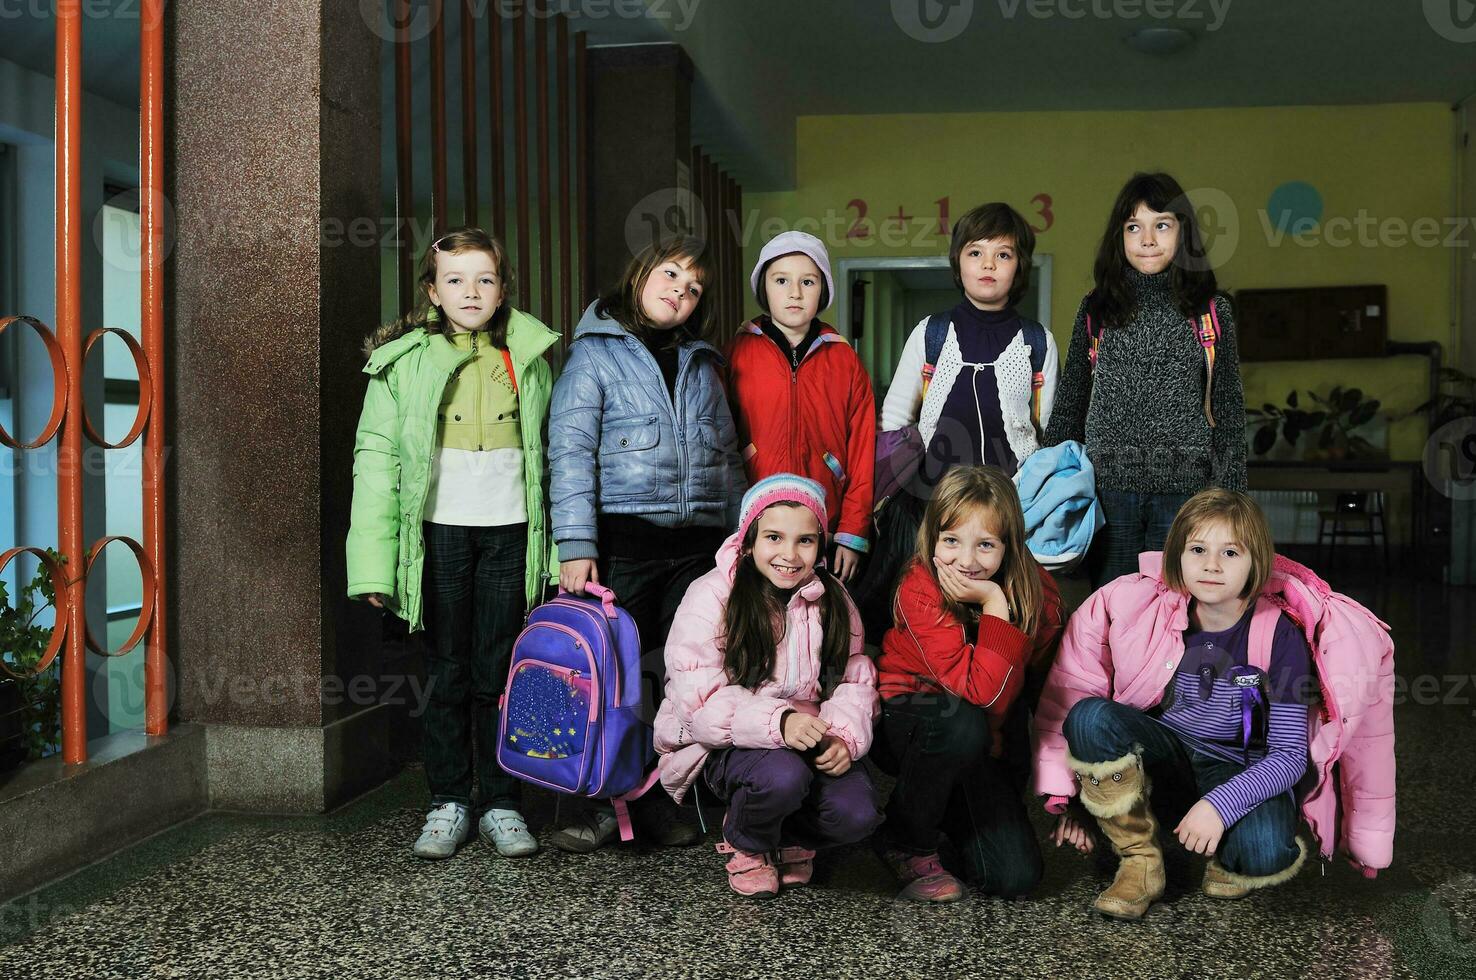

{"left": 0, "top": 549, "right": 66, "bottom": 762}
{"left": 1248, "top": 386, "right": 1383, "bottom": 460}
{"left": 1413, "top": 367, "right": 1476, "bottom": 429}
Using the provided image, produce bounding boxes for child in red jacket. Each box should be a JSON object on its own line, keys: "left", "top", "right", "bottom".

{"left": 874, "top": 465, "right": 1063, "bottom": 902}
{"left": 725, "top": 231, "right": 876, "bottom": 583}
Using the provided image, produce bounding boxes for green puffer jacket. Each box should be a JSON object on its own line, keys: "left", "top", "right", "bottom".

{"left": 346, "top": 309, "right": 559, "bottom": 629}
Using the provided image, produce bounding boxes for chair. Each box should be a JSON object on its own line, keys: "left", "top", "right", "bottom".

{"left": 1317, "top": 491, "right": 1388, "bottom": 570}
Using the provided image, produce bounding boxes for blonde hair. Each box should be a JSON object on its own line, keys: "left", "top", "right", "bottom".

{"left": 915, "top": 466, "right": 1045, "bottom": 638}
{"left": 362, "top": 227, "right": 516, "bottom": 357}
{"left": 1162, "top": 489, "right": 1276, "bottom": 599}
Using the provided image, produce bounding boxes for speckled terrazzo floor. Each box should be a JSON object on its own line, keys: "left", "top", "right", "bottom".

{"left": 2, "top": 559, "right": 1474, "bottom": 979}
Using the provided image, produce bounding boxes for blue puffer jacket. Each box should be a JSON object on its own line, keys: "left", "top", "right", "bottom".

{"left": 549, "top": 302, "right": 747, "bottom": 561}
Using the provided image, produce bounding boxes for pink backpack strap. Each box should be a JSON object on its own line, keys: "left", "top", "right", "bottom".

{"left": 1247, "top": 596, "right": 1280, "bottom": 673}
{"left": 610, "top": 768, "right": 662, "bottom": 842}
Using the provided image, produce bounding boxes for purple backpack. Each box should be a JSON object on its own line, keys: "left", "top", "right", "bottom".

{"left": 497, "top": 583, "right": 655, "bottom": 839}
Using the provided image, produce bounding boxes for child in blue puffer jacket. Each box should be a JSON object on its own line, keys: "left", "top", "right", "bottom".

{"left": 547, "top": 235, "right": 748, "bottom": 853}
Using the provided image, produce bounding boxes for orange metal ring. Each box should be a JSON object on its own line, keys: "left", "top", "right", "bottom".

{"left": 81, "top": 536, "right": 157, "bottom": 658}
{"left": 81, "top": 327, "right": 153, "bottom": 449}
{"left": 0, "top": 547, "right": 69, "bottom": 679}
{"left": 0, "top": 316, "right": 68, "bottom": 450}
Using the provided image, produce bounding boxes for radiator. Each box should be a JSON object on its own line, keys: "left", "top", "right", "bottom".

{"left": 1248, "top": 490, "right": 1321, "bottom": 545}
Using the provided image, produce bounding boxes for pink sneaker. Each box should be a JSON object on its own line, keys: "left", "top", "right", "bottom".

{"left": 716, "top": 842, "right": 779, "bottom": 899}
{"left": 880, "top": 847, "right": 966, "bottom": 902}
{"left": 777, "top": 846, "right": 816, "bottom": 887}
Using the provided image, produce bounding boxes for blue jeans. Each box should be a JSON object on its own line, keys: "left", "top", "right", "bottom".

{"left": 1063, "top": 697, "right": 1303, "bottom": 878}
{"left": 1092, "top": 490, "right": 1193, "bottom": 587}
{"left": 876, "top": 693, "right": 1043, "bottom": 897}
{"left": 422, "top": 521, "right": 527, "bottom": 812}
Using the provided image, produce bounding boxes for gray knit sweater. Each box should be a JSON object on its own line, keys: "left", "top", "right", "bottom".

{"left": 1044, "top": 269, "right": 1247, "bottom": 494}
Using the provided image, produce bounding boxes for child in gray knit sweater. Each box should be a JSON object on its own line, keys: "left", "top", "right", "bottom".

{"left": 1044, "top": 172, "right": 1247, "bottom": 587}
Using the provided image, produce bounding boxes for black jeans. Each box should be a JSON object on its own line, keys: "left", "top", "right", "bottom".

{"left": 421, "top": 521, "right": 527, "bottom": 812}
{"left": 876, "top": 692, "right": 1043, "bottom": 898}
{"left": 600, "top": 550, "right": 716, "bottom": 689}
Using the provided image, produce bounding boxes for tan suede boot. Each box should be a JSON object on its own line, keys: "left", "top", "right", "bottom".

{"left": 1203, "top": 837, "right": 1308, "bottom": 899}
{"left": 1069, "top": 752, "right": 1165, "bottom": 920}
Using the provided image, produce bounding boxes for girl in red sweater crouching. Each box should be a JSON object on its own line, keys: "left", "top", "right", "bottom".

{"left": 874, "top": 465, "right": 1063, "bottom": 902}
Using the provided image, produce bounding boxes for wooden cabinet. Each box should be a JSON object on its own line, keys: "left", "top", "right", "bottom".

{"left": 1234, "top": 285, "right": 1387, "bottom": 361}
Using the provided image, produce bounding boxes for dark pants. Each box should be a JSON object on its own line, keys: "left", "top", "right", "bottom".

{"left": 421, "top": 520, "right": 527, "bottom": 812}
{"left": 1063, "top": 697, "right": 1304, "bottom": 878}
{"left": 1092, "top": 489, "right": 1193, "bottom": 588}
{"left": 877, "top": 693, "right": 1043, "bottom": 898}
{"left": 600, "top": 551, "right": 716, "bottom": 701}
{"left": 704, "top": 747, "right": 883, "bottom": 853}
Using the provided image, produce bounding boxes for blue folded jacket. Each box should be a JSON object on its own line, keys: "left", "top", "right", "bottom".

{"left": 1013, "top": 440, "right": 1104, "bottom": 573}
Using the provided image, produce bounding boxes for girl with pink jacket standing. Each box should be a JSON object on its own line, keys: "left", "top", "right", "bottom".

{"left": 1035, "top": 489, "right": 1395, "bottom": 921}
{"left": 654, "top": 475, "right": 882, "bottom": 899}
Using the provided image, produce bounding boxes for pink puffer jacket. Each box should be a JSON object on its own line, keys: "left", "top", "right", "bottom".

{"left": 653, "top": 533, "right": 879, "bottom": 803}
{"left": 1034, "top": 552, "right": 1395, "bottom": 871}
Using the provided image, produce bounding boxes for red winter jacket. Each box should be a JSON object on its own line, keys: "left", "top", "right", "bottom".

{"left": 878, "top": 560, "right": 1064, "bottom": 754}
{"left": 724, "top": 319, "right": 876, "bottom": 554}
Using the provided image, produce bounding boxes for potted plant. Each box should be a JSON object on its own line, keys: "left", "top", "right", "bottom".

{"left": 0, "top": 549, "right": 66, "bottom": 770}
{"left": 1247, "top": 387, "right": 1385, "bottom": 461}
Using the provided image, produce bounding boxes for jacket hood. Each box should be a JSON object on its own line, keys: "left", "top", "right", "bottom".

{"left": 574, "top": 300, "right": 722, "bottom": 358}
{"left": 713, "top": 530, "right": 827, "bottom": 604}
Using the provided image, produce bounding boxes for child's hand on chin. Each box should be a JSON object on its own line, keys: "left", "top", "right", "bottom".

{"left": 1175, "top": 799, "right": 1225, "bottom": 855}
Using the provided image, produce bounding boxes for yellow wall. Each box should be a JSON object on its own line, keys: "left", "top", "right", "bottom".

{"left": 745, "top": 103, "right": 1456, "bottom": 461}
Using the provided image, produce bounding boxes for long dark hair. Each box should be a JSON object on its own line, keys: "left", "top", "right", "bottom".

{"left": 1087, "top": 172, "right": 1220, "bottom": 330}
{"left": 362, "top": 227, "right": 516, "bottom": 357}
{"left": 595, "top": 236, "right": 717, "bottom": 349}
{"left": 722, "top": 504, "right": 854, "bottom": 690}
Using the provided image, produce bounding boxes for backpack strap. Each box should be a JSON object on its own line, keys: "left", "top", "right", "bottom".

{"left": 920, "top": 312, "right": 950, "bottom": 398}
{"left": 1247, "top": 596, "right": 1280, "bottom": 673}
{"left": 1196, "top": 298, "right": 1221, "bottom": 428}
{"left": 1086, "top": 293, "right": 1221, "bottom": 429}
{"left": 1021, "top": 319, "right": 1048, "bottom": 430}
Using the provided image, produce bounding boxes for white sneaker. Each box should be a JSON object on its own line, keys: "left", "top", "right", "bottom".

{"left": 480, "top": 808, "right": 539, "bottom": 857}
{"left": 412, "top": 802, "right": 472, "bottom": 859}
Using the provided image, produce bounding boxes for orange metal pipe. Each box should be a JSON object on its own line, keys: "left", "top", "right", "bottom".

{"left": 394, "top": 0, "right": 415, "bottom": 312}
{"left": 56, "top": 0, "right": 85, "bottom": 765}
{"left": 489, "top": 12, "right": 506, "bottom": 239}
{"left": 429, "top": 0, "right": 448, "bottom": 232}
{"left": 574, "top": 32, "right": 589, "bottom": 314}
{"left": 557, "top": 16, "right": 571, "bottom": 340}
{"left": 460, "top": 0, "right": 478, "bottom": 227}
{"left": 141, "top": 0, "right": 167, "bottom": 737}
{"left": 512, "top": 3, "right": 530, "bottom": 301}
{"left": 535, "top": 13, "right": 551, "bottom": 323}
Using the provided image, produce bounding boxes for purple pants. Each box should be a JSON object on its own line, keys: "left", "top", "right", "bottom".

{"left": 703, "top": 747, "right": 883, "bottom": 854}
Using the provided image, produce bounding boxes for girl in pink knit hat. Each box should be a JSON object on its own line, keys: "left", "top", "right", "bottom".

{"left": 653, "top": 474, "right": 882, "bottom": 898}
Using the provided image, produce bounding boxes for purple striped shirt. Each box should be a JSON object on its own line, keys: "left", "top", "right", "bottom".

{"left": 1153, "top": 604, "right": 1313, "bottom": 828}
